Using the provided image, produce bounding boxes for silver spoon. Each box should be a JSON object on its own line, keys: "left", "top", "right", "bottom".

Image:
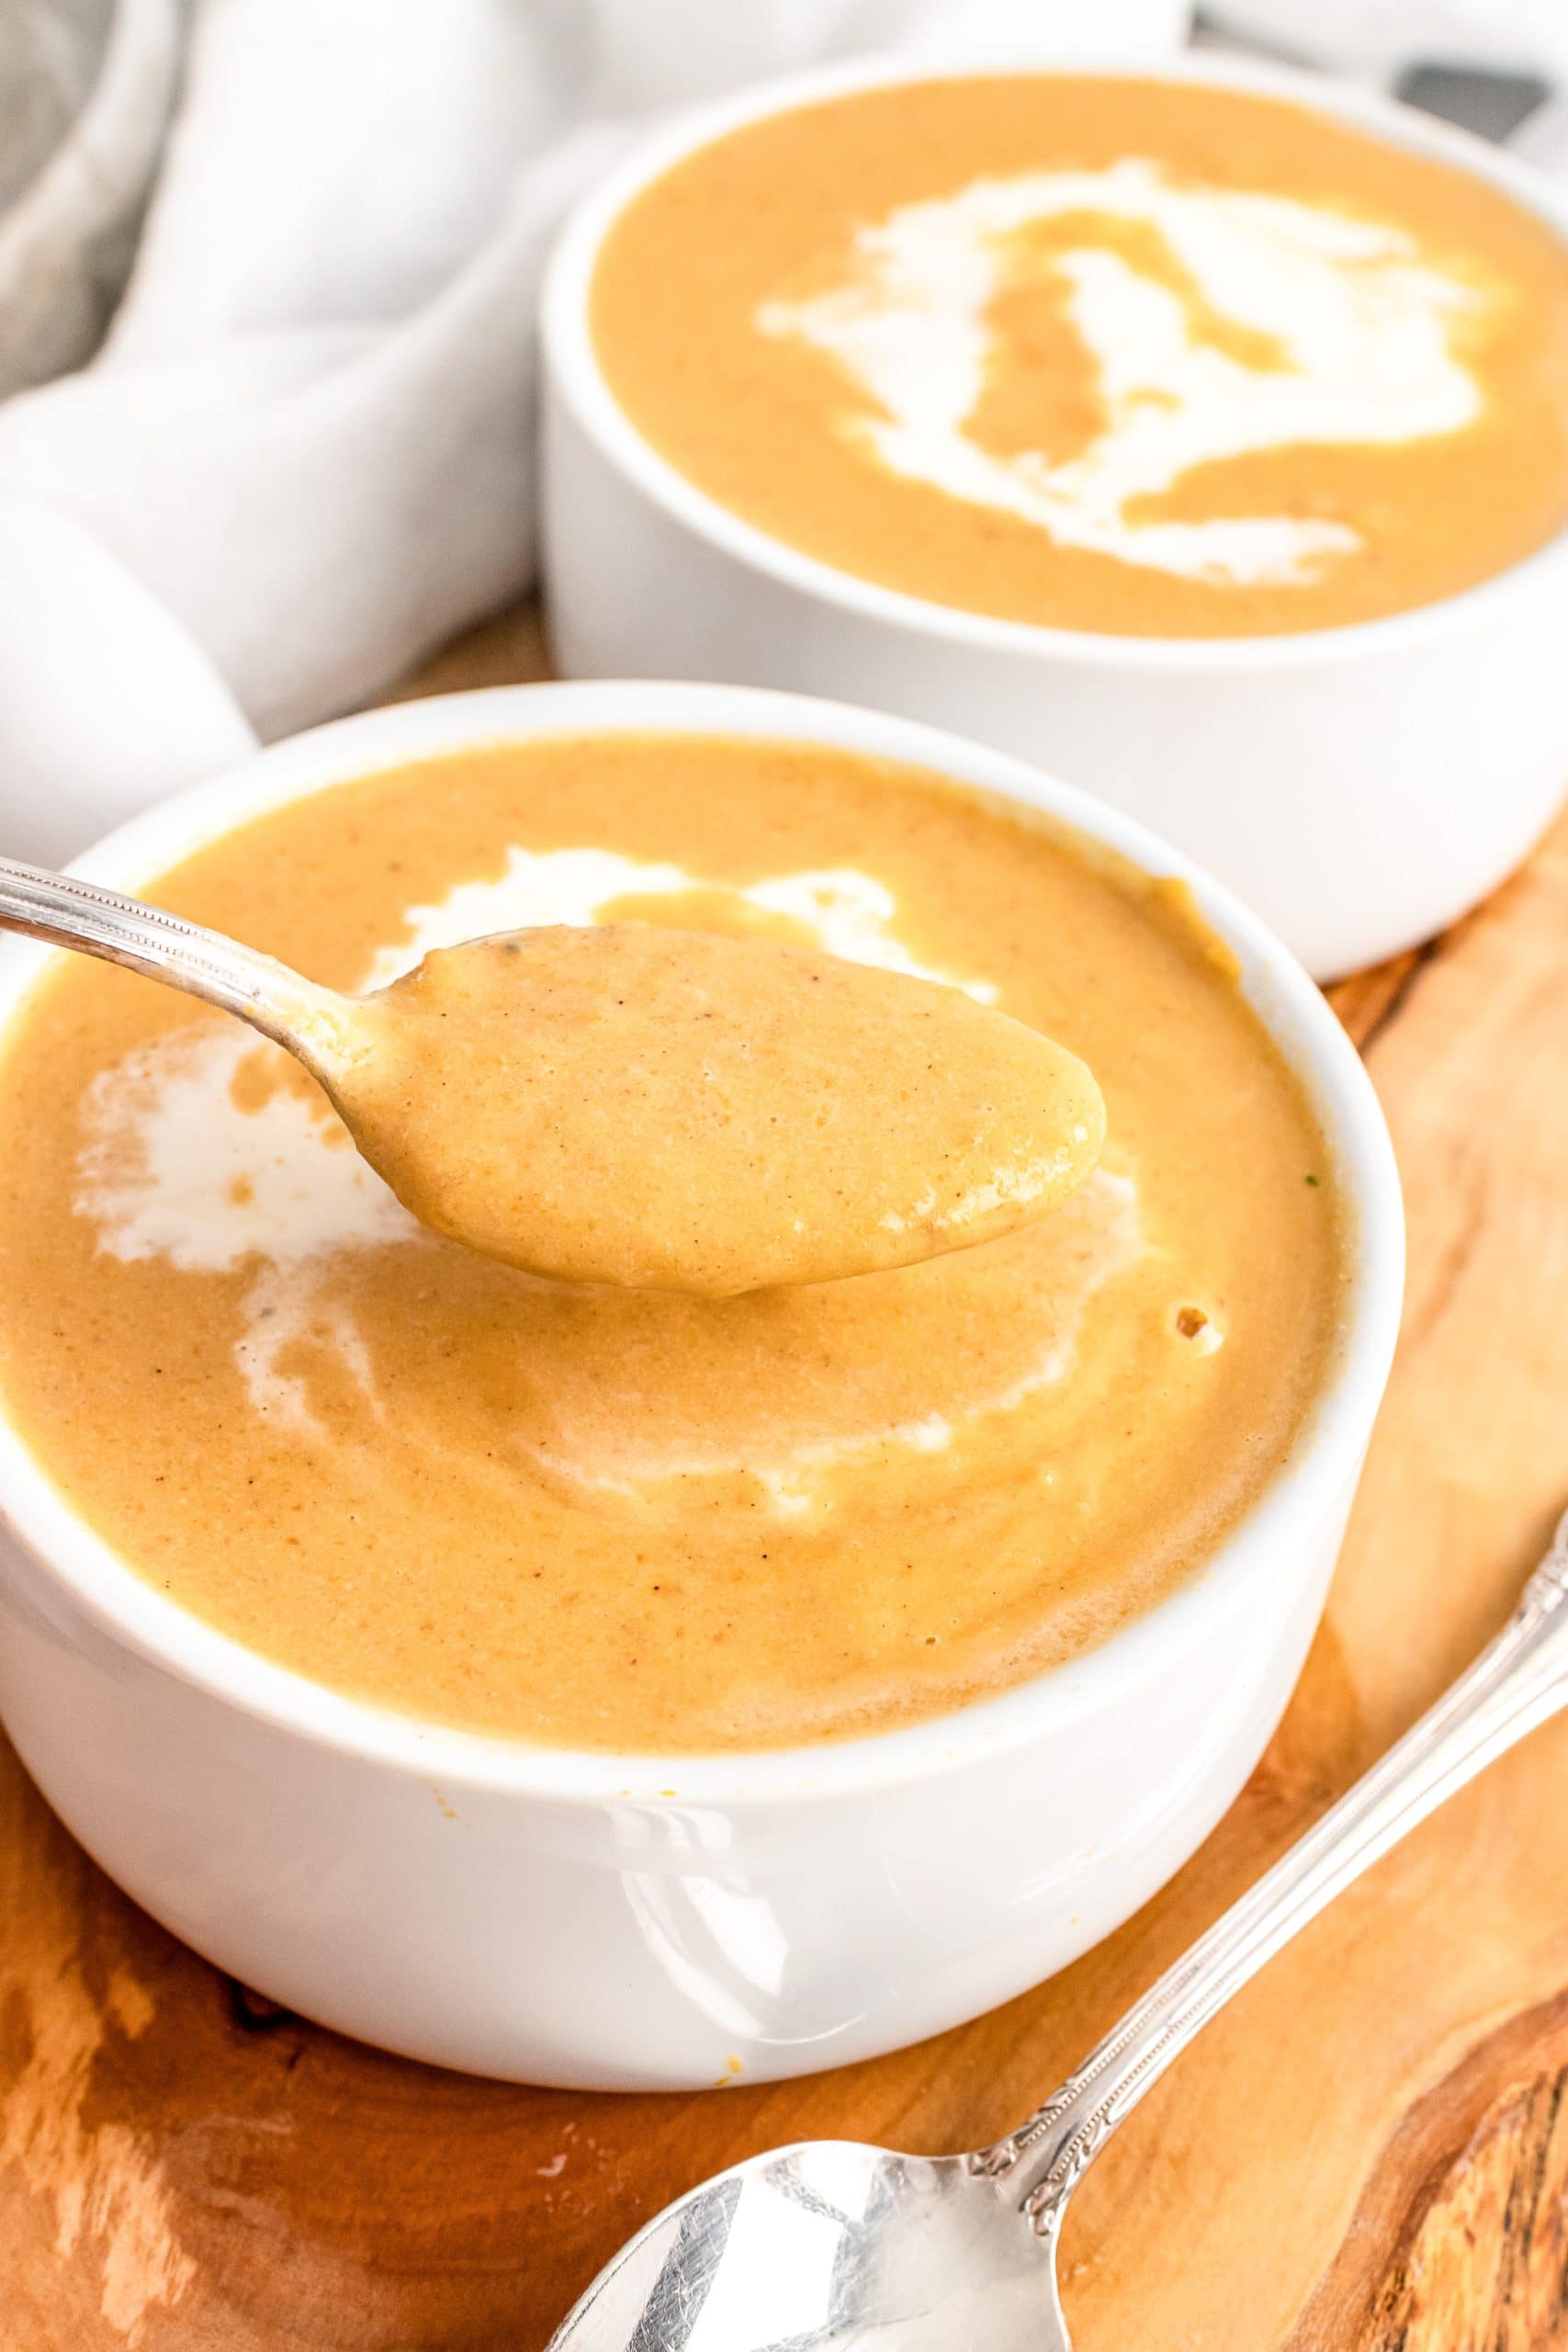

{"left": 548, "top": 1509, "right": 1568, "bottom": 2352}
{"left": 0, "top": 854, "right": 1100, "bottom": 1294}
{"left": 0, "top": 854, "right": 350, "bottom": 1050}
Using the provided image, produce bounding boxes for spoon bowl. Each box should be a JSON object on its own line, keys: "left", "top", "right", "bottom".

{"left": 554, "top": 2142, "right": 1066, "bottom": 2352}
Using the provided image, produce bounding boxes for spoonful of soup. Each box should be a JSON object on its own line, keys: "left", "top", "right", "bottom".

{"left": 0, "top": 856, "right": 1104, "bottom": 1294}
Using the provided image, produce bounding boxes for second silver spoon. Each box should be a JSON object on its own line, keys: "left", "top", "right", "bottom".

{"left": 548, "top": 1509, "right": 1568, "bottom": 2352}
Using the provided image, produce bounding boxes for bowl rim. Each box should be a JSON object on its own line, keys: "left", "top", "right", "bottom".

{"left": 0, "top": 679, "right": 1404, "bottom": 1803}
{"left": 540, "top": 47, "right": 1568, "bottom": 672}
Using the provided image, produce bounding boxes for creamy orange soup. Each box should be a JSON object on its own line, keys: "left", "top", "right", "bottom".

{"left": 0, "top": 736, "right": 1345, "bottom": 1751}
{"left": 327, "top": 921, "right": 1105, "bottom": 1295}
{"left": 592, "top": 76, "right": 1568, "bottom": 638}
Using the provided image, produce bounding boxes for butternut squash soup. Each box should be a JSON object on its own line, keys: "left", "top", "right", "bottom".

{"left": 0, "top": 735, "right": 1346, "bottom": 1750}
{"left": 591, "top": 77, "right": 1568, "bottom": 638}
{"left": 328, "top": 921, "right": 1105, "bottom": 1295}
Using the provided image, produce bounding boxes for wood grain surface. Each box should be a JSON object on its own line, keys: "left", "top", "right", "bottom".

{"left": 3, "top": 607, "right": 1567, "bottom": 2348}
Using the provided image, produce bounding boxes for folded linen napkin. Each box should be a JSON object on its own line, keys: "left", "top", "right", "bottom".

{"left": 0, "top": 0, "right": 1190, "bottom": 866}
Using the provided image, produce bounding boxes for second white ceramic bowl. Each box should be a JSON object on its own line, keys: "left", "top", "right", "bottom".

{"left": 541, "top": 55, "right": 1568, "bottom": 981}
{"left": 0, "top": 682, "right": 1403, "bottom": 2086}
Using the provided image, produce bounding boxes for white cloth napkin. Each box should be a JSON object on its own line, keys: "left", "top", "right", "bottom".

{"left": 0, "top": 0, "right": 1195, "bottom": 865}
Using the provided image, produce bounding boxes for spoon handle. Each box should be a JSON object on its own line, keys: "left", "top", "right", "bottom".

{"left": 0, "top": 855, "right": 339, "bottom": 1046}
{"left": 976, "top": 1509, "right": 1568, "bottom": 2234}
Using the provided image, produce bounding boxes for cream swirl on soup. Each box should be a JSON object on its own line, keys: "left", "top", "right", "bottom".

{"left": 758, "top": 159, "right": 1489, "bottom": 587}
{"left": 592, "top": 77, "right": 1568, "bottom": 637}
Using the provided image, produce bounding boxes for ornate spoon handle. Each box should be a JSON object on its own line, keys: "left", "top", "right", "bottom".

{"left": 975, "top": 1510, "right": 1568, "bottom": 2235}
{"left": 0, "top": 854, "right": 343, "bottom": 1049}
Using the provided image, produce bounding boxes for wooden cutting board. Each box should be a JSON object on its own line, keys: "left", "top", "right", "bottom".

{"left": 4, "top": 605, "right": 1568, "bottom": 2350}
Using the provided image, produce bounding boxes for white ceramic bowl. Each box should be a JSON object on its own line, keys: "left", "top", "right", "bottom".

{"left": 0, "top": 681, "right": 1403, "bottom": 2089}
{"left": 540, "top": 53, "right": 1568, "bottom": 982}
